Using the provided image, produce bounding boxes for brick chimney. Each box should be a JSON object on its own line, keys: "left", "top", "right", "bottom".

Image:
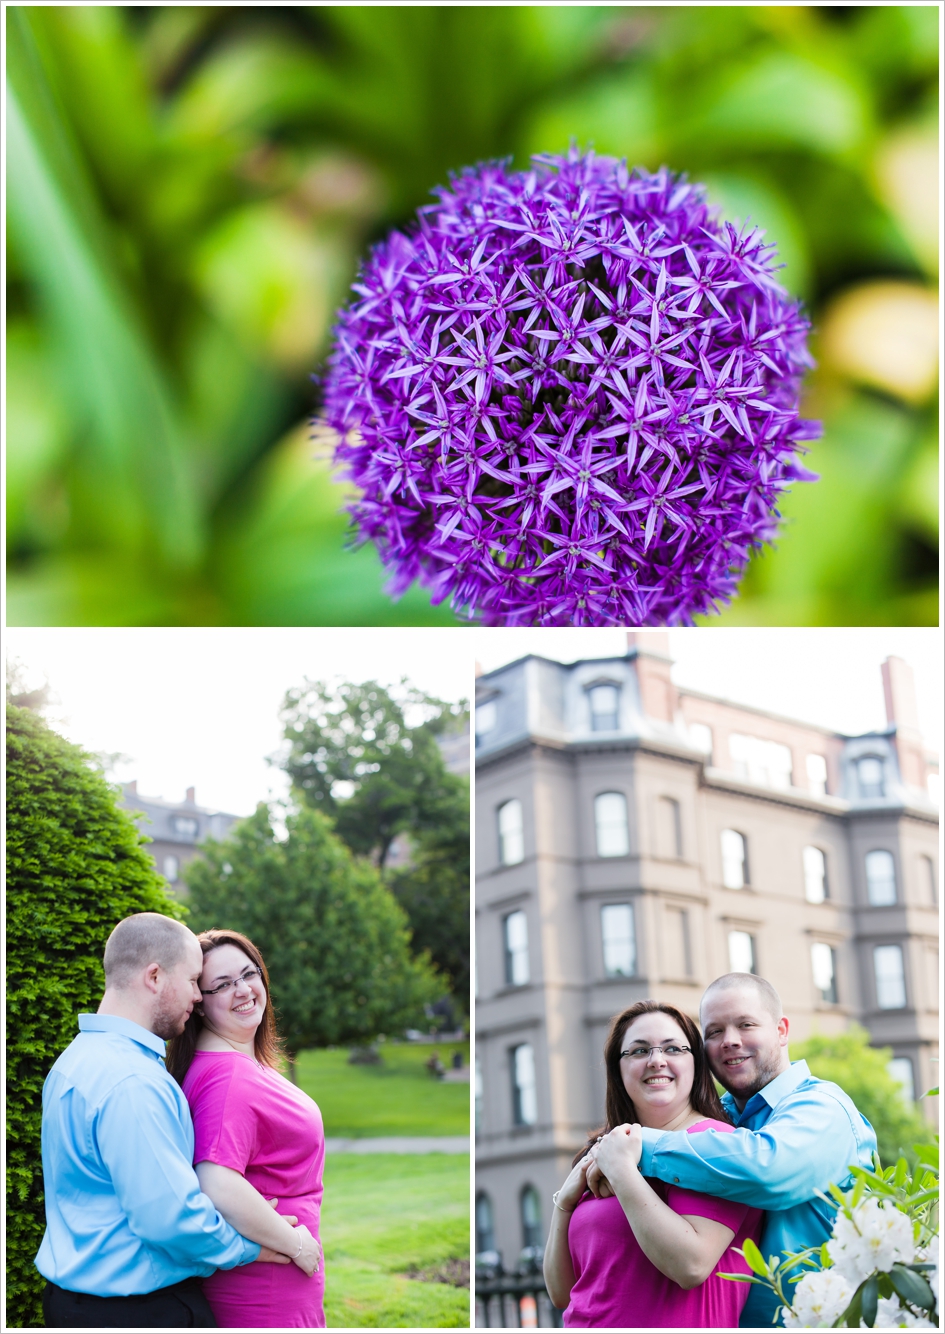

{"left": 626, "top": 631, "right": 677, "bottom": 722}
{"left": 127, "top": 779, "right": 137, "bottom": 794}
{"left": 881, "top": 657, "right": 927, "bottom": 790}
{"left": 186, "top": 787, "right": 196, "bottom": 804}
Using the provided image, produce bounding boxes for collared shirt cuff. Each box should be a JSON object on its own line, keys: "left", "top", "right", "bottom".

{"left": 638, "top": 1125, "right": 664, "bottom": 1175}
{"left": 240, "top": 1239, "right": 262, "bottom": 1265}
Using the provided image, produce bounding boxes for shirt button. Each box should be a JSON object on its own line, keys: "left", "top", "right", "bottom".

{"left": 674, "top": 1177, "right": 680, "bottom": 1183}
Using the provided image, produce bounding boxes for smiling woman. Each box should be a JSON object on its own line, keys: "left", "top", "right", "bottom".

{"left": 165, "top": 930, "right": 326, "bottom": 1329}
{"left": 542, "top": 1000, "right": 763, "bottom": 1329}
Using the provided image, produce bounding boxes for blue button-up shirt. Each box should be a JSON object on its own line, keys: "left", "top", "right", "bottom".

{"left": 638, "top": 1060, "right": 876, "bottom": 1327}
{"left": 35, "top": 1014, "right": 260, "bottom": 1296}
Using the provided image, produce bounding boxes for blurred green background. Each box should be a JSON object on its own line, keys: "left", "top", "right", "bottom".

{"left": 6, "top": 5, "right": 939, "bottom": 626}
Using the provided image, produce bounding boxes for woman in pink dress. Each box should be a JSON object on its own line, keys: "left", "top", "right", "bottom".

{"left": 166, "top": 929, "right": 325, "bottom": 1328}
{"left": 544, "top": 1000, "right": 763, "bottom": 1329}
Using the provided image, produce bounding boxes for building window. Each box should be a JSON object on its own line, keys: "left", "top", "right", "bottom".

{"left": 475, "top": 1056, "right": 483, "bottom": 1134}
{"left": 811, "top": 942, "right": 837, "bottom": 1003}
{"left": 521, "top": 1185, "right": 542, "bottom": 1249}
{"left": 803, "top": 846, "right": 828, "bottom": 904}
{"left": 504, "top": 910, "right": 530, "bottom": 987}
{"left": 865, "top": 849, "right": 897, "bottom": 906}
{"left": 728, "top": 930, "right": 755, "bottom": 975}
{"left": 887, "top": 1057, "right": 915, "bottom": 1104}
{"left": 475, "top": 700, "right": 497, "bottom": 742}
{"left": 666, "top": 906, "right": 692, "bottom": 977}
{"left": 874, "top": 944, "right": 907, "bottom": 1009}
{"left": 601, "top": 903, "right": 636, "bottom": 977}
{"left": 498, "top": 799, "right": 524, "bottom": 866}
{"left": 806, "top": 753, "right": 828, "bottom": 796}
{"left": 689, "top": 723, "right": 713, "bottom": 761}
{"left": 163, "top": 855, "right": 180, "bottom": 883}
{"left": 511, "top": 1043, "right": 538, "bottom": 1126}
{"left": 720, "top": 829, "right": 748, "bottom": 889}
{"left": 658, "top": 796, "right": 683, "bottom": 858}
{"left": 588, "top": 684, "right": 620, "bottom": 731}
{"left": 595, "top": 792, "right": 629, "bottom": 858}
{"left": 475, "top": 1193, "right": 495, "bottom": 1255}
{"left": 920, "top": 855, "right": 937, "bottom": 905}
{"left": 172, "top": 815, "right": 199, "bottom": 838}
{"left": 730, "top": 734, "right": 793, "bottom": 790}
{"left": 857, "top": 756, "right": 885, "bottom": 799}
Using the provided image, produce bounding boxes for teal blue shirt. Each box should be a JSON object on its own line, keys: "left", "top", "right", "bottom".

{"left": 638, "top": 1060, "right": 876, "bottom": 1327}
{"left": 35, "top": 1014, "right": 260, "bottom": 1296}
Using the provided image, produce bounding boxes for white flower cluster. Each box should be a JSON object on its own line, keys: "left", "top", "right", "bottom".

{"left": 866, "top": 1295, "right": 936, "bottom": 1329}
{"left": 827, "top": 1198, "right": 916, "bottom": 1286}
{"left": 783, "top": 1269, "right": 855, "bottom": 1328}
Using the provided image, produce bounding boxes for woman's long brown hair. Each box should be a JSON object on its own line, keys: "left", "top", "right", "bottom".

{"left": 572, "top": 1000, "right": 730, "bottom": 1165}
{"left": 165, "top": 929, "right": 285, "bottom": 1085}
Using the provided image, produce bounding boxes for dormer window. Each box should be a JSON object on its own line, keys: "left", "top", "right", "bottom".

{"left": 476, "top": 699, "right": 498, "bottom": 742}
{"left": 588, "top": 684, "right": 619, "bottom": 732}
{"left": 857, "top": 756, "right": 885, "bottom": 800}
{"left": 172, "top": 815, "right": 199, "bottom": 838}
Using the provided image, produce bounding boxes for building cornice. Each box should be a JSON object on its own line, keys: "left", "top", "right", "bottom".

{"left": 477, "top": 733, "right": 939, "bottom": 824}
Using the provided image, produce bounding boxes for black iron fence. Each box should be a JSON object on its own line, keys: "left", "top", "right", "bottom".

{"left": 475, "top": 1250, "right": 564, "bottom": 1329}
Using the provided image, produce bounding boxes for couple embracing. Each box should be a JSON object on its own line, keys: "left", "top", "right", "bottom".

{"left": 545, "top": 971, "right": 877, "bottom": 1328}
{"left": 36, "top": 913, "right": 323, "bottom": 1329}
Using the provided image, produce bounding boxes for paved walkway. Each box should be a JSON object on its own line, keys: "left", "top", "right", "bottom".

{"left": 324, "top": 1136, "right": 469, "bottom": 1154}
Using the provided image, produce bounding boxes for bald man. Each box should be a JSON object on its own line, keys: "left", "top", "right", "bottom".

{"left": 35, "top": 914, "right": 299, "bottom": 1328}
{"left": 587, "top": 973, "right": 877, "bottom": 1328}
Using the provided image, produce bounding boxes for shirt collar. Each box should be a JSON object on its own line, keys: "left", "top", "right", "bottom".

{"left": 722, "top": 1059, "right": 812, "bottom": 1121}
{"left": 78, "top": 1013, "right": 167, "bottom": 1060}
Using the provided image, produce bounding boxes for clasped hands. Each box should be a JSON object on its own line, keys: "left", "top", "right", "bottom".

{"left": 256, "top": 1199, "right": 321, "bottom": 1276}
{"left": 584, "top": 1123, "right": 644, "bottom": 1199}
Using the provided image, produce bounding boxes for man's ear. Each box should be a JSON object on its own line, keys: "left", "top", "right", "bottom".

{"left": 142, "top": 961, "right": 162, "bottom": 994}
{"left": 778, "top": 1015, "right": 790, "bottom": 1046}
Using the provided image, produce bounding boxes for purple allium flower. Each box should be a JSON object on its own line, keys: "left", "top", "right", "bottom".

{"left": 323, "top": 149, "right": 820, "bottom": 625}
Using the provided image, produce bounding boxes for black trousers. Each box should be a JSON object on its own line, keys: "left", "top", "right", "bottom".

{"left": 42, "top": 1277, "right": 218, "bottom": 1329}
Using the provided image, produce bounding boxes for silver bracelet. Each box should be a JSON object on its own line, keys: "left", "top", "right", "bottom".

{"left": 552, "top": 1190, "right": 574, "bottom": 1215}
{"left": 293, "top": 1231, "right": 303, "bottom": 1259}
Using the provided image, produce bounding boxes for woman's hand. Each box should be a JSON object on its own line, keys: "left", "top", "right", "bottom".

{"left": 290, "top": 1224, "right": 320, "bottom": 1277}
{"left": 554, "top": 1152, "right": 594, "bottom": 1215}
{"left": 594, "top": 1123, "right": 643, "bottom": 1190}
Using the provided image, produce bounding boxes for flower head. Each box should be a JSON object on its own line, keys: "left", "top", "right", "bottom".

{"left": 827, "top": 1197, "right": 916, "bottom": 1286}
{"left": 324, "top": 149, "right": 820, "bottom": 625}
{"left": 783, "top": 1268, "right": 855, "bottom": 1328}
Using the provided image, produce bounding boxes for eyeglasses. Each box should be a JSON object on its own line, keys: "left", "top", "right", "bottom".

{"left": 200, "top": 966, "right": 263, "bottom": 996}
{"left": 620, "top": 1044, "right": 692, "bottom": 1061}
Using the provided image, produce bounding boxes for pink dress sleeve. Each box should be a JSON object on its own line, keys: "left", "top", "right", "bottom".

{"left": 189, "top": 1058, "right": 260, "bottom": 1174}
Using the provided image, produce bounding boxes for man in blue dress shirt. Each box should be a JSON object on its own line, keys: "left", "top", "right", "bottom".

{"left": 35, "top": 913, "right": 296, "bottom": 1328}
{"left": 587, "top": 972, "right": 877, "bottom": 1328}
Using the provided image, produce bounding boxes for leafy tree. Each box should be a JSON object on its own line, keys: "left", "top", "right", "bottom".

{"left": 279, "top": 678, "right": 468, "bottom": 869}
{"left": 5, "top": 706, "right": 185, "bottom": 1330}
{"left": 389, "top": 776, "right": 470, "bottom": 1008}
{"left": 185, "top": 803, "right": 442, "bottom": 1071}
{"left": 791, "top": 1026, "right": 936, "bottom": 1168}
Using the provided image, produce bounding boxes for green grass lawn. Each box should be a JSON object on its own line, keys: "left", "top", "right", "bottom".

{"left": 321, "top": 1153, "right": 470, "bottom": 1328}
{"left": 296, "top": 1043, "right": 470, "bottom": 1137}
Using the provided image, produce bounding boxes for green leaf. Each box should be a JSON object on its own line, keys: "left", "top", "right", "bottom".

{"left": 740, "top": 1238, "right": 770, "bottom": 1278}
{"left": 5, "top": 9, "right": 201, "bottom": 569}
{"left": 860, "top": 1274, "right": 878, "bottom": 1328}
{"left": 888, "top": 1264, "right": 935, "bottom": 1311}
{"left": 842, "top": 1281, "right": 864, "bottom": 1328}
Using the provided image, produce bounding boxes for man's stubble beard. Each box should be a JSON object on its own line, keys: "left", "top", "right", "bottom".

{"left": 152, "top": 997, "right": 190, "bottom": 1042}
{"left": 711, "top": 1046, "right": 784, "bottom": 1101}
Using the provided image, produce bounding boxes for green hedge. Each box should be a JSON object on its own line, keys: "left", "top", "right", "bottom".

{"left": 5, "top": 705, "right": 185, "bottom": 1329}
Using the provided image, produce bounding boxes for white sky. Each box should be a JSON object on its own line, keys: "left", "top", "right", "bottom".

{"left": 472, "top": 628, "right": 943, "bottom": 750}
{"left": 6, "top": 629, "right": 474, "bottom": 817}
